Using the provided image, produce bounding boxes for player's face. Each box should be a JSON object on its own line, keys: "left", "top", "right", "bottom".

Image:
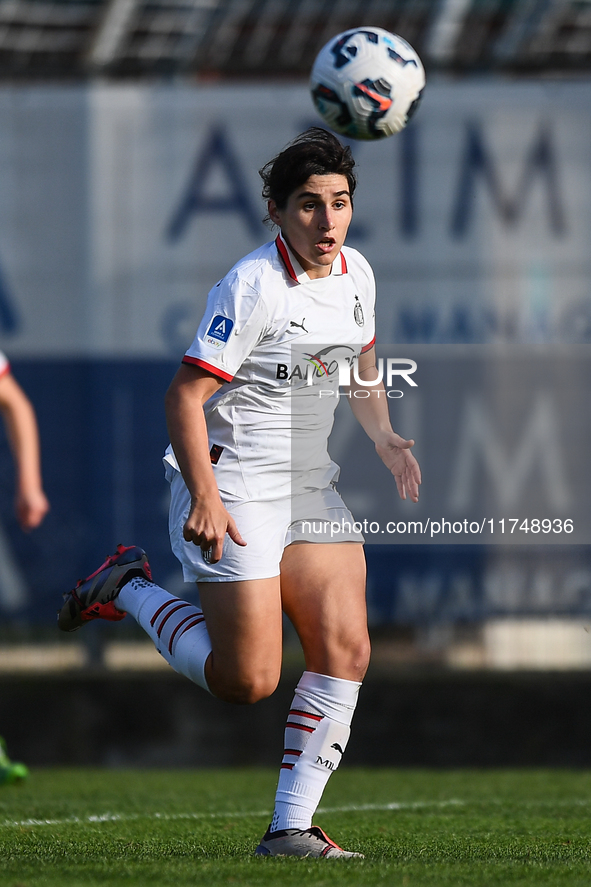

{"left": 268, "top": 174, "right": 353, "bottom": 279}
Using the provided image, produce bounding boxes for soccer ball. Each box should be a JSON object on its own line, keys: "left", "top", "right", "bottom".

{"left": 310, "top": 28, "right": 425, "bottom": 141}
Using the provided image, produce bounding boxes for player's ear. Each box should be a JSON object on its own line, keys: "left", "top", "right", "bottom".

{"left": 268, "top": 199, "right": 281, "bottom": 227}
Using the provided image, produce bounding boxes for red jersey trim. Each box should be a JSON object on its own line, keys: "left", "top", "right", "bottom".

{"left": 275, "top": 234, "right": 349, "bottom": 281}
{"left": 275, "top": 235, "right": 298, "bottom": 282}
{"left": 182, "top": 355, "right": 234, "bottom": 382}
{"left": 361, "top": 336, "right": 376, "bottom": 354}
{"left": 0, "top": 362, "right": 10, "bottom": 379}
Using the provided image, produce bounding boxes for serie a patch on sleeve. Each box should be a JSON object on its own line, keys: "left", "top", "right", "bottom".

{"left": 204, "top": 315, "right": 234, "bottom": 350}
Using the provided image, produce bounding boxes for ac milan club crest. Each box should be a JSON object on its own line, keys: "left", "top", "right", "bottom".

{"left": 354, "top": 295, "right": 364, "bottom": 326}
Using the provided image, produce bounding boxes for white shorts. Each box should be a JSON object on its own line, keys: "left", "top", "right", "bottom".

{"left": 167, "top": 468, "right": 364, "bottom": 583}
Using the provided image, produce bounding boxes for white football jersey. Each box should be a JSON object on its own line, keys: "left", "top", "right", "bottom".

{"left": 0, "top": 351, "right": 9, "bottom": 378}
{"left": 164, "top": 234, "right": 376, "bottom": 500}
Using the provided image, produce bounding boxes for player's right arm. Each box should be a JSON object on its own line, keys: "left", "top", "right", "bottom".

{"left": 165, "top": 364, "right": 246, "bottom": 563}
{"left": 345, "top": 347, "right": 421, "bottom": 503}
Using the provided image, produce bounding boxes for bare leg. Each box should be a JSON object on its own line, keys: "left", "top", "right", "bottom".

{"left": 118, "top": 574, "right": 283, "bottom": 704}
{"left": 280, "top": 542, "right": 370, "bottom": 681}
{"left": 198, "top": 577, "right": 283, "bottom": 704}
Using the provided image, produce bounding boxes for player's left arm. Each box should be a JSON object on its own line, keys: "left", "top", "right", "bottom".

{"left": 344, "top": 346, "right": 421, "bottom": 502}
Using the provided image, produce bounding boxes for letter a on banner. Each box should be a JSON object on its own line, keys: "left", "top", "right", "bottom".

{"left": 166, "top": 125, "right": 262, "bottom": 241}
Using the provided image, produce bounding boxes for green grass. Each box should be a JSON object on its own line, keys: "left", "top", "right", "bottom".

{"left": 0, "top": 768, "right": 590, "bottom": 886}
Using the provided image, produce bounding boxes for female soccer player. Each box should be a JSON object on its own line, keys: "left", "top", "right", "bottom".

{"left": 60, "top": 128, "right": 421, "bottom": 858}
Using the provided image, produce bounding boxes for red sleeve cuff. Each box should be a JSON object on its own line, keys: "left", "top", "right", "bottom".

{"left": 361, "top": 336, "right": 376, "bottom": 354}
{"left": 182, "top": 355, "right": 234, "bottom": 382}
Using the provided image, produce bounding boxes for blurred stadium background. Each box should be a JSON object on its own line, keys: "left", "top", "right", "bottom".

{"left": 1, "top": 0, "right": 591, "bottom": 766}
{"left": 0, "top": 0, "right": 590, "bottom": 79}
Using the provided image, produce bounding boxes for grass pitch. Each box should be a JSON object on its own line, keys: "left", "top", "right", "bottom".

{"left": 0, "top": 768, "right": 590, "bottom": 886}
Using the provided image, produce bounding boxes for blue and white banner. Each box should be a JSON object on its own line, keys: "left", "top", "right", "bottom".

{"left": 0, "top": 82, "right": 589, "bottom": 622}
{"left": 0, "top": 82, "right": 588, "bottom": 357}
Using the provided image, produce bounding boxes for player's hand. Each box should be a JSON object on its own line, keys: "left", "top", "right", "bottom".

{"left": 183, "top": 496, "right": 247, "bottom": 564}
{"left": 15, "top": 488, "right": 49, "bottom": 531}
{"left": 375, "top": 432, "right": 421, "bottom": 502}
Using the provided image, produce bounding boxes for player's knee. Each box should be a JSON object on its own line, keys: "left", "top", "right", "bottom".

{"left": 216, "top": 668, "right": 280, "bottom": 705}
{"left": 306, "top": 633, "right": 371, "bottom": 683}
{"left": 333, "top": 633, "right": 371, "bottom": 682}
{"left": 348, "top": 634, "right": 371, "bottom": 681}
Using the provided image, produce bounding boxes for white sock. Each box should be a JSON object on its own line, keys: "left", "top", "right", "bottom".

{"left": 117, "top": 576, "right": 212, "bottom": 692}
{"left": 270, "top": 670, "right": 361, "bottom": 832}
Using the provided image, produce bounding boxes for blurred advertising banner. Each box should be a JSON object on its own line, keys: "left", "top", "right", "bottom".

{"left": 365, "top": 545, "right": 591, "bottom": 624}
{"left": 0, "top": 82, "right": 588, "bottom": 358}
{"left": 328, "top": 345, "right": 590, "bottom": 545}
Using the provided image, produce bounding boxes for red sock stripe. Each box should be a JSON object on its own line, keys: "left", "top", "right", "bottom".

{"left": 283, "top": 749, "right": 302, "bottom": 756}
{"left": 150, "top": 598, "right": 182, "bottom": 627}
{"left": 155, "top": 602, "right": 192, "bottom": 637}
{"left": 286, "top": 722, "right": 315, "bottom": 733}
{"left": 168, "top": 614, "right": 205, "bottom": 654}
{"left": 289, "top": 708, "right": 323, "bottom": 721}
{"left": 280, "top": 763, "right": 294, "bottom": 770}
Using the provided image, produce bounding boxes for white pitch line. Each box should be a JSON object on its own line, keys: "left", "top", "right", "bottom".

{"left": 320, "top": 800, "right": 464, "bottom": 814}
{"left": 0, "top": 800, "right": 464, "bottom": 830}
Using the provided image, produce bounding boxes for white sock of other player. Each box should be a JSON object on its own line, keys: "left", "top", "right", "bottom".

{"left": 116, "top": 577, "right": 212, "bottom": 692}
{"left": 270, "top": 670, "right": 361, "bottom": 832}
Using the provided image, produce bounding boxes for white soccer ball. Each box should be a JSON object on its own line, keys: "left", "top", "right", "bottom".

{"left": 310, "top": 28, "right": 425, "bottom": 141}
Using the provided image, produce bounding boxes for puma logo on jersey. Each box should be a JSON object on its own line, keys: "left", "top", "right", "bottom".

{"left": 289, "top": 318, "right": 308, "bottom": 333}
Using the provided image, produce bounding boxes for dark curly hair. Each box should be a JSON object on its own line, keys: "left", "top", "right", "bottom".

{"left": 260, "top": 128, "right": 356, "bottom": 219}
